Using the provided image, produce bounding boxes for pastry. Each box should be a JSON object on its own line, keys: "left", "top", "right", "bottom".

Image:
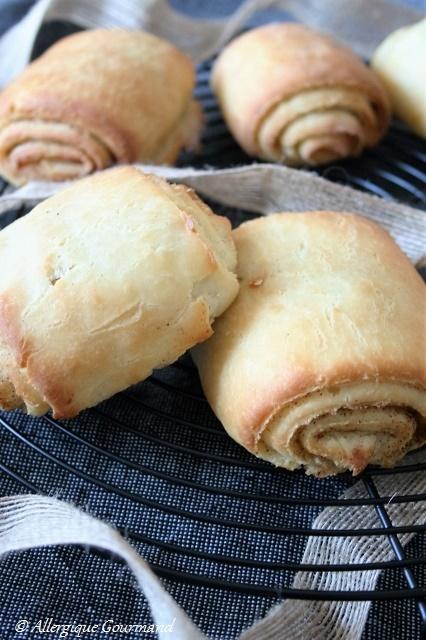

{"left": 212, "top": 23, "right": 391, "bottom": 166}
{"left": 193, "top": 211, "right": 426, "bottom": 476}
{"left": 0, "top": 167, "right": 239, "bottom": 418}
{"left": 0, "top": 29, "right": 202, "bottom": 185}
{"left": 372, "top": 18, "right": 426, "bottom": 139}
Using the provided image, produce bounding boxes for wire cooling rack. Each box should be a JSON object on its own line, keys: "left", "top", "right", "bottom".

{"left": 0, "top": 30, "right": 426, "bottom": 640}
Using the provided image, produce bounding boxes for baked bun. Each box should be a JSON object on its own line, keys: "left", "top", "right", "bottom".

{"left": 212, "top": 23, "right": 391, "bottom": 166}
{"left": 0, "top": 29, "right": 202, "bottom": 185}
{"left": 193, "top": 211, "right": 426, "bottom": 476}
{"left": 0, "top": 167, "right": 239, "bottom": 418}
{"left": 372, "top": 18, "right": 426, "bottom": 139}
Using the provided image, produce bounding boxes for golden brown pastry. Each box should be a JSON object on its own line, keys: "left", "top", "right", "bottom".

{"left": 0, "top": 29, "right": 202, "bottom": 185}
{"left": 0, "top": 167, "right": 239, "bottom": 418}
{"left": 212, "top": 23, "right": 391, "bottom": 166}
{"left": 193, "top": 212, "right": 426, "bottom": 477}
{"left": 372, "top": 18, "right": 426, "bottom": 139}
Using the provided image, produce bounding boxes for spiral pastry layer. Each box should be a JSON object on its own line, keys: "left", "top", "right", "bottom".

{"left": 212, "top": 24, "right": 391, "bottom": 166}
{"left": 0, "top": 30, "right": 201, "bottom": 185}
{"left": 193, "top": 212, "right": 426, "bottom": 477}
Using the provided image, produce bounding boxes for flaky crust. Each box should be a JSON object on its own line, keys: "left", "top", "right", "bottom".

{"left": 372, "top": 18, "right": 426, "bottom": 139}
{"left": 0, "top": 29, "right": 202, "bottom": 185}
{"left": 193, "top": 212, "right": 426, "bottom": 476}
{"left": 212, "top": 23, "right": 391, "bottom": 166}
{"left": 0, "top": 167, "right": 239, "bottom": 418}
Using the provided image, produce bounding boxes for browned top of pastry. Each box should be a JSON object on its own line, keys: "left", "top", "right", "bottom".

{"left": 0, "top": 29, "right": 196, "bottom": 163}
{"left": 212, "top": 23, "right": 391, "bottom": 155}
{"left": 193, "top": 211, "right": 426, "bottom": 447}
{"left": 0, "top": 166, "right": 239, "bottom": 419}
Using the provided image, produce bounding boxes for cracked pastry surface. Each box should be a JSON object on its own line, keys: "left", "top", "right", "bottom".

{"left": 192, "top": 211, "right": 426, "bottom": 476}
{"left": 212, "top": 23, "right": 391, "bottom": 166}
{"left": 0, "top": 29, "right": 202, "bottom": 185}
{"left": 0, "top": 167, "right": 239, "bottom": 418}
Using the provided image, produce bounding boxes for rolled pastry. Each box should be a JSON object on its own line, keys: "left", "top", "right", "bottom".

{"left": 372, "top": 18, "right": 426, "bottom": 139}
{"left": 0, "top": 30, "right": 202, "bottom": 185}
{"left": 0, "top": 167, "right": 239, "bottom": 418}
{"left": 212, "top": 24, "right": 391, "bottom": 166}
{"left": 193, "top": 212, "right": 426, "bottom": 476}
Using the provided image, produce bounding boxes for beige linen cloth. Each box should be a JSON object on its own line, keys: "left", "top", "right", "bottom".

{"left": 0, "top": 1, "right": 426, "bottom": 639}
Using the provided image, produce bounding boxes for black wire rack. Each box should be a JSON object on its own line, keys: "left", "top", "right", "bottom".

{"left": 0, "top": 31, "right": 426, "bottom": 640}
